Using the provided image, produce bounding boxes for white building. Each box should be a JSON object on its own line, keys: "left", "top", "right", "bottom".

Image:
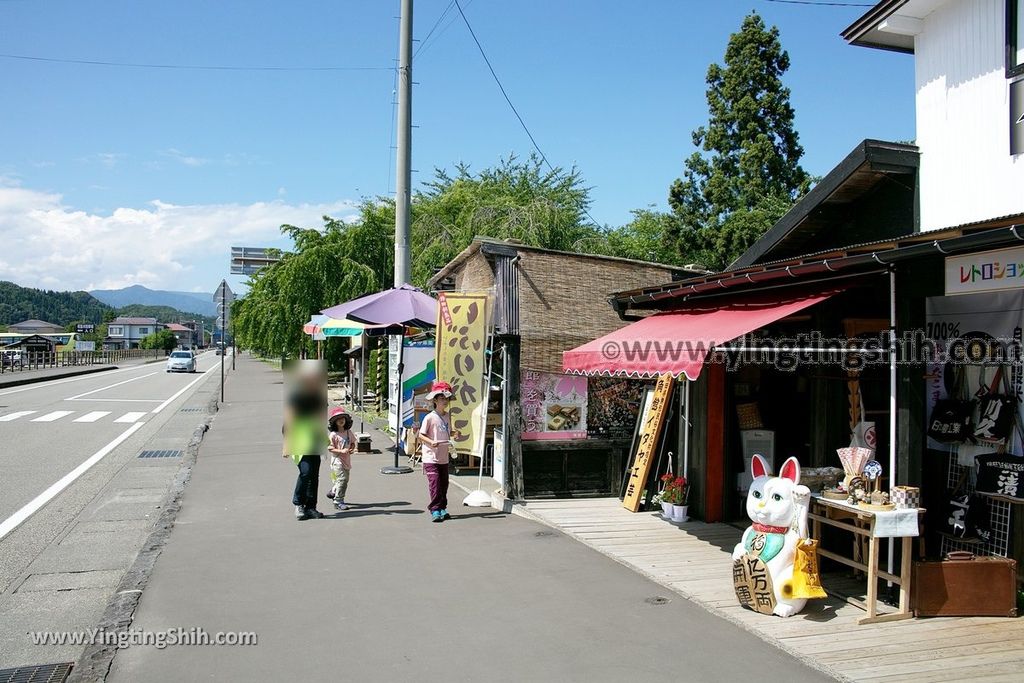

{"left": 843, "top": 0, "right": 1024, "bottom": 230}
{"left": 105, "top": 317, "right": 160, "bottom": 349}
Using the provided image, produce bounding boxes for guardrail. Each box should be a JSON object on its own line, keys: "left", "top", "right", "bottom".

{"left": 0, "top": 348, "right": 164, "bottom": 374}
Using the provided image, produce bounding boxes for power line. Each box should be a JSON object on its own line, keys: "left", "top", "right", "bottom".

{"left": 453, "top": 1, "right": 551, "bottom": 171}
{"left": 452, "top": 0, "right": 602, "bottom": 228}
{"left": 416, "top": 0, "right": 477, "bottom": 61}
{"left": 414, "top": 1, "right": 456, "bottom": 58}
{"left": 0, "top": 53, "right": 392, "bottom": 71}
{"left": 762, "top": 0, "right": 873, "bottom": 6}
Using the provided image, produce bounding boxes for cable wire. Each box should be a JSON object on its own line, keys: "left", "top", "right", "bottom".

{"left": 762, "top": 0, "right": 873, "bottom": 6}
{"left": 414, "top": 1, "right": 456, "bottom": 58}
{"left": 0, "top": 52, "right": 392, "bottom": 71}
{"left": 453, "top": 0, "right": 602, "bottom": 228}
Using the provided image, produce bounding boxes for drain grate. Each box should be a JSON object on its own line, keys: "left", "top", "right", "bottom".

{"left": 137, "top": 449, "right": 182, "bottom": 459}
{"left": 644, "top": 596, "right": 671, "bottom": 606}
{"left": 0, "top": 662, "right": 73, "bottom": 683}
{"left": 179, "top": 407, "right": 204, "bottom": 413}
{"left": 534, "top": 530, "right": 556, "bottom": 538}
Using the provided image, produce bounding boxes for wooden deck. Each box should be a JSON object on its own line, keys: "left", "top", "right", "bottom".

{"left": 519, "top": 498, "right": 1024, "bottom": 683}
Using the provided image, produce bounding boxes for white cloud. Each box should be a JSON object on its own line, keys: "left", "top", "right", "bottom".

{"left": 95, "top": 153, "right": 126, "bottom": 168}
{"left": 0, "top": 184, "right": 359, "bottom": 291}
{"left": 160, "top": 148, "right": 210, "bottom": 167}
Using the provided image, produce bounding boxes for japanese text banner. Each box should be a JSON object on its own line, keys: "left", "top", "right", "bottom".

{"left": 436, "top": 292, "right": 491, "bottom": 458}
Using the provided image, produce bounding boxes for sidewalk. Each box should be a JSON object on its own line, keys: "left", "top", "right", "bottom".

{"left": 517, "top": 499, "right": 1024, "bottom": 683}
{"left": 100, "top": 355, "right": 827, "bottom": 683}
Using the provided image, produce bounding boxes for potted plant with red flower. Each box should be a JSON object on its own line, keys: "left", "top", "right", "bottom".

{"left": 656, "top": 473, "right": 675, "bottom": 519}
{"left": 662, "top": 475, "right": 690, "bottom": 523}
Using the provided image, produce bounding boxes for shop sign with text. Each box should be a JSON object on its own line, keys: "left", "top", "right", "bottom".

{"left": 945, "top": 246, "right": 1024, "bottom": 295}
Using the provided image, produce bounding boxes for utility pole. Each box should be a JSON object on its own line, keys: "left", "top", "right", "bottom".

{"left": 380, "top": 0, "right": 415, "bottom": 476}
{"left": 393, "top": 0, "right": 413, "bottom": 288}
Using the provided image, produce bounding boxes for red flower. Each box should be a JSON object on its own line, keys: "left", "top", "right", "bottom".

{"left": 660, "top": 473, "right": 673, "bottom": 482}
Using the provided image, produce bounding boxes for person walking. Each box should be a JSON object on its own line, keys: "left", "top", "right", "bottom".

{"left": 282, "top": 360, "right": 329, "bottom": 520}
{"left": 418, "top": 381, "right": 460, "bottom": 522}
{"left": 326, "top": 408, "right": 355, "bottom": 510}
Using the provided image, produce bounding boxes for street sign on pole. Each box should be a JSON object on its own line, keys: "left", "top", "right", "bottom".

{"left": 213, "top": 280, "right": 235, "bottom": 403}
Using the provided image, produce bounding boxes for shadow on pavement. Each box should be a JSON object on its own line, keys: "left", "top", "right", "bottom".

{"left": 447, "top": 511, "right": 509, "bottom": 521}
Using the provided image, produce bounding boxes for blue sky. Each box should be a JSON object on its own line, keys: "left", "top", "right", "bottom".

{"left": 0, "top": 0, "right": 914, "bottom": 294}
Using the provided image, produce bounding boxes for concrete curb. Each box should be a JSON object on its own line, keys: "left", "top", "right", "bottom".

{"left": 66, "top": 388, "right": 221, "bottom": 683}
{"left": 0, "top": 366, "right": 115, "bottom": 389}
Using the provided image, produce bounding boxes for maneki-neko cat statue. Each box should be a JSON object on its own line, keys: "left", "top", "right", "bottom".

{"left": 732, "top": 455, "right": 821, "bottom": 617}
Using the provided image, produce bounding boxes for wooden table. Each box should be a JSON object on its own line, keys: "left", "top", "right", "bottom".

{"left": 809, "top": 495, "right": 923, "bottom": 625}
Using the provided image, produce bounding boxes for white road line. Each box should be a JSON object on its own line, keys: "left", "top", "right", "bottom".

{"left": 0, "top": 363, "right": 163, "bottom": 398}
{"left": 151, "top": 363, "right": 218, "bottom": 414}
{"left": 31, "top": 410, "right": 74, "bottom": 422}
{"left": 0, "top": 422, "right": 145, "bottom": 541}
{"left": 0, "top": 410, "right": 36, "bottom": 421}
{"left": 66, "top": 371, "right": 160, "bottom": 401}
{"left": 73, "top": 411, "right": 111, "bottom": 423}
{"left": 114, "top": 411, "right": 147, "bottom": 423}
{"left": 70, "top": 398, "right": 163, "bottom": 403}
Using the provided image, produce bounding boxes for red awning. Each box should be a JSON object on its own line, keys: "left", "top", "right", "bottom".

{"left": 562, "top": 289, "right": 840, "bottom": 380}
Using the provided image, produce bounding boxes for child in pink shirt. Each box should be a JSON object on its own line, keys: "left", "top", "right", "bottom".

{"left": 418, "top": 381, "right": 460, "bottom": 522}
{"left": 327, "top": 410, "right": 355, "bottom": 510}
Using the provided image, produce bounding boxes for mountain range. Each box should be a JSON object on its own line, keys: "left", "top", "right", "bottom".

{"left": 89, "top": 285, "right": 217, "bottom": 317}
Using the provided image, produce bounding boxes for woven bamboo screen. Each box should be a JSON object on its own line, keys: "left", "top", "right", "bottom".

{"left": 455, "top": 250, "right": 495, "bottom": 291}
{"left": 516, "top": 250, "right": 677, "bottom": 374}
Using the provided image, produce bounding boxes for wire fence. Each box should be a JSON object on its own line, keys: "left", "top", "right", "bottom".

{"left": 0, "top": 348, "right": 163, "bottom": 374}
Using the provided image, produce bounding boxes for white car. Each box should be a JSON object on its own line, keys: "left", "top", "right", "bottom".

{"left": 166, "top": 350, "right": 196, "bottom": 373}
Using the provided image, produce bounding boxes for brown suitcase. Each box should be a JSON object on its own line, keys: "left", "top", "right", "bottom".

{"left": 912, "top": 551, "right": 1018, "bottom": 617}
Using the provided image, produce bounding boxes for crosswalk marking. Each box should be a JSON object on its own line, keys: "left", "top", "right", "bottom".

{"left": 114, "top": 412, "right": 147, "bottom": 423}
{"left": 32, "top": 411, "right": 75, "bottom": 422}
{"left": 74, "top": 411, "right": 112, "bottom": 423}
{"left": 0, "top": 410, "right": 36, "bottom": 422}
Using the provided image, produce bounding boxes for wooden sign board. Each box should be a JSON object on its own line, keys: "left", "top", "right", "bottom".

{"left": 622, "top": 373, "right": 674, "bottom": 512}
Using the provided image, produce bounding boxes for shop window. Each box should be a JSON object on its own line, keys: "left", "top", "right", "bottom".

{"left": 138, "top": 327, "right": 149, "bottom": 335}
{"left": 108, "top": 326, "right": 123, "bottom": 336}
{"left": 1009, "top": 0, "right": 1024, "bottom": 77}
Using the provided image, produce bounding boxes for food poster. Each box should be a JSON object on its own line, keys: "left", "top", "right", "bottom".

{"left": 522, "top": 370, "right": 588, "bottom": 440}
{"left": 587, "top": 377, "right": 648, "bottom": 438}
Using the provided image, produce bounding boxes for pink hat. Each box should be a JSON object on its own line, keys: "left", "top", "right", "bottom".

{"left": 328, "top": 407, "right": 347, "bottom": 419}
{"left": 426, "top": 381, "right": 453, "bottom": 399}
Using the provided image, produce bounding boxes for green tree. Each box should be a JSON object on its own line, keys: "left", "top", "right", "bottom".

{"left": 574, "top": 208, "right": 688, "bottom": 266}
{"left": 140, "top": 329, "right": 177, "bottom": 351}
{"left": 666, "top": 12, "right": 809, "bottom": 270}
{"left": 410, "top": 155, "right": 598, "bottom": 285}
{"left": 233, "top": 155, "right": 602, "bottom": 366}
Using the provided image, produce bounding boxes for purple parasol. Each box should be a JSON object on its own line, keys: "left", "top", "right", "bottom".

{"left": 326, "top": 283, "right": 437, "bottom": 329}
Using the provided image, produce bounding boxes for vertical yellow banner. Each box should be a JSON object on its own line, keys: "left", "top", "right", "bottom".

{"left": 435, "top": 292, "right": 490, "bottom": 458}
{"left": 623, "top": 374, "right": 674, "bottom": 512}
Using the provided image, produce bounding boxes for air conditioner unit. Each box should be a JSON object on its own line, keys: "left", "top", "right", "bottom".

{"left": 736, "top": 429, "right": 776, "bottom": 494}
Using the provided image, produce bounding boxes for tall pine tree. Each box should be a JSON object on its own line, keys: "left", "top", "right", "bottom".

{"left": 666, "top": 12, "right": 809, "bottom": 271}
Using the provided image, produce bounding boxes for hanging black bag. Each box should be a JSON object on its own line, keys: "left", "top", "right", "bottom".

{"left": 944, "top": 469, "right": 971, "bottom": 538}
{"left": 975, "top": 453, "right": 1024, "bottom": 501}
{"left": 928, "top": 366, "right": 973, "bottom": 443}
{"left": 973, "top": 365, "right": 1017, "bottom": 445}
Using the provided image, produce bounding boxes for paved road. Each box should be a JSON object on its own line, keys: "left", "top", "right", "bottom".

{"left": 0, "top": 352, "right": 219, "bottom": 528}
{"left": 107, "top": 356, "right": 830, "bottom": 683}
{"left": 0, "top": 350, "right": 230, "bottom": 669}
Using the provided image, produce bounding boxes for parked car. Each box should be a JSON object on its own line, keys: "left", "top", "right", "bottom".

{"left": 166, "top": 350, "right": 196, "bottom": 373}
{"left": 1, "top": 350, "right": 23, "bottom": 367}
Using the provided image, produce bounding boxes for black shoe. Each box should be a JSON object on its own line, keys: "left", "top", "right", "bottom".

{"left": 305, "top": 508, "right": 324, "bottom": 519}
